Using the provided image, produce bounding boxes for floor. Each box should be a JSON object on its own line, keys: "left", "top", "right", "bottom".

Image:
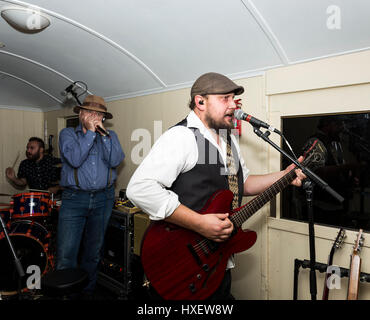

{"left": 0, "top": 281, "right": 149, "bottom": 301}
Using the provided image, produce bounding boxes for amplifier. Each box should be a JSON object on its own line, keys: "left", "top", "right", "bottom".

{"left": 97, "top": 209, "right": 150, "bottom": 299}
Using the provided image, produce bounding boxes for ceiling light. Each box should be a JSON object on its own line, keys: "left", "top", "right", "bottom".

{"left": 1, "top": 6, "right": 50, "bottom": 34}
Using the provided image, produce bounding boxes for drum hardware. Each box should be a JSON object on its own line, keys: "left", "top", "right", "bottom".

{"left": 0, "top": 220, "right": 53, "bottom": 293}
{"left": 0, "top": 207, "right": 12, "bottom": 229}
{"left": 0, "top": 213, "right": 25, "bottom": 298}
{"left": 0, "top": 191, "right": 60, "bottom": 299}
{"left": 28, "top": 189, "right": 51, "bottom": 193}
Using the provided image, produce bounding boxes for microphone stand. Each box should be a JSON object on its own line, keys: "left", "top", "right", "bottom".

{"left": 252, "top": 126, "right": 344, "bottom": 300}
{"left": 0, "top": 215, "right": 25, "bottom": 299}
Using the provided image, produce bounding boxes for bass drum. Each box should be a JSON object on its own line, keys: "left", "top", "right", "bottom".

{"left": 0, "top": 220, "right": 51, "bottom": 293}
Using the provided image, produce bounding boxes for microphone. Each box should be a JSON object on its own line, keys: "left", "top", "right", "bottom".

{"left": 234, "top": 109, "right": 281, "bottom": 134}
{"left": 61, "top": 83, "right": 77, "bottom": 97}
{"left": 96, "top": 125, "right": 110, "bottom": 137}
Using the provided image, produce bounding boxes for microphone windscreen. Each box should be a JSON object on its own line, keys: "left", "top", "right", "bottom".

{"left": 234, "top": 109, "right": 245, "bottom": 120}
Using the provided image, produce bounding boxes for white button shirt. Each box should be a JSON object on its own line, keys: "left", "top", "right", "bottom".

{"left": 127, "top": 111, "right": 249, "bottom": 221}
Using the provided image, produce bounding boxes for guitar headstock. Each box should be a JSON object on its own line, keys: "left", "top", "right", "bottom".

{"left": 301, "top": 138, "right": 327, "bottom": 171}
{"left": 353, "top": 229, "right": 365, "bottom": 255}
{"left": 334, "top": 228, "right": 346, "bottom": 250}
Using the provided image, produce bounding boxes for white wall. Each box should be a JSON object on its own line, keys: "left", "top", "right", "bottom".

{"left": 266, "top": 50, "right": 370, "bottom": 300}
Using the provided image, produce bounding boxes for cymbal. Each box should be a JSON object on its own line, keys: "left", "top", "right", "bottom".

{"left": 28, "top": 189, "right": 50, "bottom": 193}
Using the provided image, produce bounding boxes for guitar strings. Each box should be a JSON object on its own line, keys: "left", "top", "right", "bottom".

{"left": 191, "top": 170, "right": 297, "bottom": 257}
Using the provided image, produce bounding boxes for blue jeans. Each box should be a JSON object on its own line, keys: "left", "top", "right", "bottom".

{"left": 56, "top": 186, "right": 115, "bottom": 292}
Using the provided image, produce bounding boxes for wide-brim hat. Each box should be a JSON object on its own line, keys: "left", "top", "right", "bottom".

{"left": 73, "top": 95, "right": 113, "bottom": 119}
{"left": 191, "top": 72, "right": 244, "bottom": 99}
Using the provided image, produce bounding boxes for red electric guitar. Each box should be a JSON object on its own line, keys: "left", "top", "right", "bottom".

{"left": 141, "top": 140, "right": 325, "bottom": 300}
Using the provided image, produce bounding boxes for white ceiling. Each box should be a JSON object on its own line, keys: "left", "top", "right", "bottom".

{"left": 0, "top": 0, "right": 369, "bottom": 111}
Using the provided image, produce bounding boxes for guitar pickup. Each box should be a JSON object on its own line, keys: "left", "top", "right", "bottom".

{"left": 187, "top": 244, "right": 202, "bottom": 266}
{"left": 205, "top": 240, "right": 219, "bottom": 253}
{"left": 197, "top": 239, "right": 209, "bottom": 256}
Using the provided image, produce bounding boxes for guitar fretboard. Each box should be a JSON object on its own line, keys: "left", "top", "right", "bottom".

{"left": 231, "top": 169, "right": 296, "bottom": 228}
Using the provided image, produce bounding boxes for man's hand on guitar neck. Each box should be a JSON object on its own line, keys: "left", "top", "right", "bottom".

{"left": 165, "top": 204, "right": 234, "bottom": 242}
{"left": 284, "top": 155, "right": 306, "bottom": 187}
{"left": 243, "top": 156, "right": 306, "bottom": 196}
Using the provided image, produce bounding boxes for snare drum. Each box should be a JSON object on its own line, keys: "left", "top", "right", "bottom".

{"left": 11, "top": 192, "right": 51, "bottom": 219}
{"left": 0, "top": 220, "right": 51, "bottom": 292}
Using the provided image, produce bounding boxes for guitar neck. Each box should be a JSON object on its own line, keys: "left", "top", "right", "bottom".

{"left": 347, "top": 254, "right": 361, "bottom": 300}
{"left": 231, "top": 168, "right": 296, "bottom": 227}
{"left": 347, "top": 229, "right": 364, "bottom": 300}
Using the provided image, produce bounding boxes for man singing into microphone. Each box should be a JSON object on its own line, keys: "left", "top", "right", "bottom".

{"left": 127, "top": 72, "right": 306, "bottom": 300}
{"left": 57, "top": 95, "right": 125, "bottom": 298}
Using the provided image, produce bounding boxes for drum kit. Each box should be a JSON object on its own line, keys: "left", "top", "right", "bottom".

{"left": 0, "top": 190, "right": 60, "bottom": 297}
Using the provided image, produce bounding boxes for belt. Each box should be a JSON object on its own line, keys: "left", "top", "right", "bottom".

{"left": 64, "top": 185, "right": 113, "bottom": 194}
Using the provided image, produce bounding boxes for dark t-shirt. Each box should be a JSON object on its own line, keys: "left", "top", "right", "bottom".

{"left": 18, "top": 155, "right": 61, "bottom": 190}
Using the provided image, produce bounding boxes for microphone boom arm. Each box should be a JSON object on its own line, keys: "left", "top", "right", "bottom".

{"left": 252, "top": 126, "right": 344, "bottom": 203}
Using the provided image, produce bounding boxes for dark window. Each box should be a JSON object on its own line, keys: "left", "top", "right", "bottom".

{"left": 281, "top": 112, "right": 370, "bottom": 231}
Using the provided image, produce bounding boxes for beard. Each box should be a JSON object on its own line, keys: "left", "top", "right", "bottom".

{"left": 26, "top": 150, "right": 40, "bottom": 161}
{"left": 204, "top": 112, "right": 233, "bottom": 136}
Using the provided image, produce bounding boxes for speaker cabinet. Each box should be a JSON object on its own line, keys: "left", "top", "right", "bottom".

{"left": 97, "top": 209, "right": 149, "bottom": 299}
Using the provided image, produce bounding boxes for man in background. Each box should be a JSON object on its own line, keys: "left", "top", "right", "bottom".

{"left": 305, "top": 116, "right": 360, "bottom": 226}
{"left": 57, "top": 95, "right": 125, "bottom": 298}
{"left": 5, "top": 136, "right": 61, "bottom": 193}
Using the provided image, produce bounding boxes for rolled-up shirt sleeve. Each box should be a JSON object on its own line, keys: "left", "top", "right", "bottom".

{"left": 127, "top": 126, "right": 197, "bottom": 220}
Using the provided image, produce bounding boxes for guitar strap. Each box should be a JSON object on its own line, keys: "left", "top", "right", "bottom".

{"left": 226, "top": 135, "right": 239, "bottom": 210}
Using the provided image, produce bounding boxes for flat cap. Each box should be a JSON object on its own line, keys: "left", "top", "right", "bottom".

{"left": 191, "top": 72, "right": 244, "bottom": 99}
